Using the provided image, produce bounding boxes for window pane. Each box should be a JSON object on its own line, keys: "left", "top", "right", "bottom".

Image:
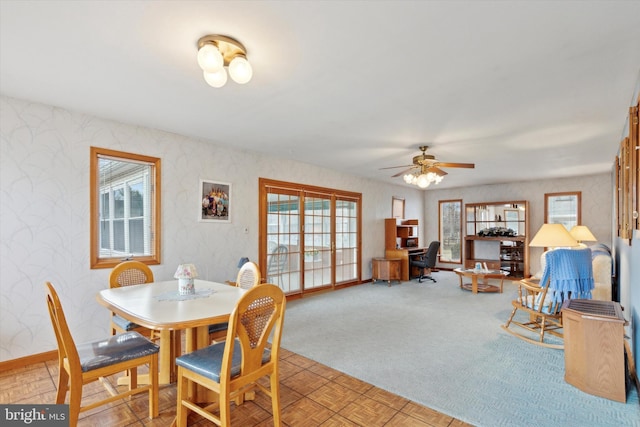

{"left": 129, "top": 181, "right": 144, "bottom": 217}
{"left": 439, "top": 200, "right": 462, "bottom": 263}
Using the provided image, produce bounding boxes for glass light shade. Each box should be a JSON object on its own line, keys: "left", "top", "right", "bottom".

{"left": 203, "top": 69, "right": 227, "bottom": 88}
{"left": 569, "top": 225, "right": 597, "bottom": 243}
{"left": 416, "top": 174, "right": 431, "bottom": 188}
{"left": 529, "top": 224, "right": 579, "bottom": 248}
{"left": 228, "top": 56, "right": 253, "bottom": 84}
{"left": 197, "top": 43, "right": 224, "bottom": 73}
{"left": 403, "top": 174, "right": 414, "bottom": 184}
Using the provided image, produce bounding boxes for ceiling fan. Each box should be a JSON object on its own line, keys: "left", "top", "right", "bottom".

{"left": 381, "top": 145, "right": 475, "bottom": 179}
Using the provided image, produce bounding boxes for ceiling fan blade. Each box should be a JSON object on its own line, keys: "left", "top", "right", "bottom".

{"left": 391, "top": 167, "right": 417, "bottom": 177}
{"left": 435, "top": 162, "right": 475, "bottom": 169}
{"left": 427, "top": 166, "right": 448, "bottom": 176}
{"left": 379, "top": 164, "right": 414, "bottom": 170}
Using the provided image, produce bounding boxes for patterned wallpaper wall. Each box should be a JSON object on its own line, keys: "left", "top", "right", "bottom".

{"left": 0, "top": 96, "right": 424, "bottom": 361}
{"left": 0, "top": 95, "right": 617, "bottom": 362}
{"left": 424, "top": 173, "right": 613, "bottom": 275}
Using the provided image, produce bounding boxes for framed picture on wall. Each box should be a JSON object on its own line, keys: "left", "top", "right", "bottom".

{"left": 199, "top": 179, "right": 231, "bottom": 223}
{"left": 392, "top": 197, "right": 405, "bottom": 219}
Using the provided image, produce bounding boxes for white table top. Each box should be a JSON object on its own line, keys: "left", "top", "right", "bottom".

{"left": 96, "top": 279, "right": 245, "bottom": 330}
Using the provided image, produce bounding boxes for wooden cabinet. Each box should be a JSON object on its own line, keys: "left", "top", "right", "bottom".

{"left": 464, "top": 201, "right": 529, "bottom": 279}
{"left": 562, "top": 299, "right": 627, "bottom": 402}
{"left": 372, "top": 258, "right": 401, "bottom": 285}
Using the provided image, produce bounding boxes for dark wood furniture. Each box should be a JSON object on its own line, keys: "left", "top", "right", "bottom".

{"left": 464, "top": 201, "right": 529, "bottom": 279}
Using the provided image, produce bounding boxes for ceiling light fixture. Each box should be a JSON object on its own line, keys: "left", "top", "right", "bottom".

{"left": 196, "top": 35, "right": 253, "bottom": 88}
{"left": 403, "top": 166, "right": 445, "bottom": 188}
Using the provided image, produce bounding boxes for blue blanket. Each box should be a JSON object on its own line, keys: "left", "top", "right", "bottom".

{"left": 540, "top": 248, "right": 594, "bottom": 303}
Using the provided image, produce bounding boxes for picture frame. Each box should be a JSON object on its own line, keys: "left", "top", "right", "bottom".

{"left": 392, "top": 197, "right": 405, "bottom": 219}
{"left": 199, "top": 179, "right": 231, "bottom": 223}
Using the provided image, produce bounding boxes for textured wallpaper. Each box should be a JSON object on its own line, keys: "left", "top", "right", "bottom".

{"left": 0, "top": 95, "right": 424, "bottom": 361}
{"left": 0, "top": 95, "right": 620, "bottom": 362}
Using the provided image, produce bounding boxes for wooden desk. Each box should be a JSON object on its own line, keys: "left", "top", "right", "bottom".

{"left": 97, "top": 280, "right": 245, "bottom": 385}
{"left": 385, "top": 247, "right": 426, "bottom": 281}
{"left": 453, "top": 268, "right": 507, "bottom": 293}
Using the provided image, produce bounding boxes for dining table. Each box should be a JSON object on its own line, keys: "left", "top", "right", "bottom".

{"left": 96, "top": 279, "right": 246, "bottom": 385}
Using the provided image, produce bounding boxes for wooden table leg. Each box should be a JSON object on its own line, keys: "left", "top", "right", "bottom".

{"left": 472, "top": 276, "right": 478, "bottom": 293}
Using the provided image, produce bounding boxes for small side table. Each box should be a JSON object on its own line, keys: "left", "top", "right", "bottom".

{"left": 372, "top": 258, "right": 402, "bottom": 286}
{"left": 453, "top": 268, "right": 507, "bottom": 293}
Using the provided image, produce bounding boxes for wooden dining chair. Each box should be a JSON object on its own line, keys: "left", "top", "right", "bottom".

{"left": 209, "top": 261, "right": 261, "bottom": 342}
{"left": 45, "top": 282, "right": 159, "bottom": 426}
{"left": 110, "top": 261, "right": 180, "bottom": 384}
{"left": 109, "top": 260, "right": 156, "bottom": 337}
{"left": 176, "top": 284, "right": 286, "bottom": 427}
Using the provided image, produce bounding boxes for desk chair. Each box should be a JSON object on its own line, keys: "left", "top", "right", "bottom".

{"left": 410, "top": 241, "right": 440, "bottom": 283}
{"left": 45, "top": 282, "right": 159, "bottom": 425}
{"left": 176, "top": 284, "right": 286, "bottom": 427}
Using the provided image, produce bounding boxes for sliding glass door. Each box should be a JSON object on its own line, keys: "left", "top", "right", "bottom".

{"left": 259, "top": 179, "right": 361, "bottom": 295}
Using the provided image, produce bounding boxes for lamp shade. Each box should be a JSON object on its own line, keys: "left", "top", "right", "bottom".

{"left": 228, "top": 55, "right": 253, "bottom": 84}
{"left": 529, "top": 224, "right": 578, "bottom": 248}
{"left": 569, "top": 225, "right": 597, "bottom": 243}
{"left": 174, "top": 263, "right": 199, "bottom": 279}
{"left": 203, "top": 69, "right": 227, "bottom": 88}
{"left": 197, "top": 43, "right": 224, "bottom": 73}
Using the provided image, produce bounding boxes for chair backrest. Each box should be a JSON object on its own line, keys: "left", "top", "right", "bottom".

{"left": 45, "top": 282, "right": 81, "bottom": 373}
{"left": 423, "top": 241, "right": 440, "bottom": 268}
{"left": 540, "top": 248, "right": 594, "bottom": 303}
{"left": 110, "top": 260, "right": 154, "bottom": 288}
{"left": 223, "top": 283, "right": 285, "bottom": 385}
{"left": 236, "top": 261, "right": 261, "bottom": 289}
{"left": 266, "top": 245, "right": 288, "bottom": 276}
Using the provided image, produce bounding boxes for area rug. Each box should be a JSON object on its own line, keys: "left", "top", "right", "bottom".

{"left": 281, "top": 271, "right": 640, "bottom": 427}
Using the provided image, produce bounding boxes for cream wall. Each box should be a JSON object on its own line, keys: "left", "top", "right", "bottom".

{"left": 423, "top": 173, "right": 612, "bottom": 276}
{"left": 0, "top": 95, "right": 424, "bottom": 361}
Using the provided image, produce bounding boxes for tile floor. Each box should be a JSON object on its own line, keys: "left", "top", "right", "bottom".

{"left": 0, "top": 348, "right": 471, "bottom": 426}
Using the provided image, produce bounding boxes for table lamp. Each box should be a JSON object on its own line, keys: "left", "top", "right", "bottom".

{"left": 529, "top": 223, "right": 579, "bottom": 248}
{"left": 175, "top": 263, "right": 198, "bottom": 295}
{"left": 569, "top": 225, "right": 597, "bottom": 246}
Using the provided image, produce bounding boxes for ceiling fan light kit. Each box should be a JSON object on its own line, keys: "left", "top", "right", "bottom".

{"left": 383, "top": 145, "right": 475, "bottom": 189}
{"left": 197, "top": 35, "right": 253, "bottom": 88}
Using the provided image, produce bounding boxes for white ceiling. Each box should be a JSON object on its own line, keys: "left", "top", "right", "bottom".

{"left": 1, "top": 1, "right": 639, "bottom": 190}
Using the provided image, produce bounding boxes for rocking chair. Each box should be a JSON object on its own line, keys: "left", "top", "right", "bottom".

{"left": 501, "top": 248, "right": 594, "bottom": 349}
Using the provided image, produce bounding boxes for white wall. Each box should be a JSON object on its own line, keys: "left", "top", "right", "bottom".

{"left": 424, "top": 175, "right": 612, "bottom": 275}
{"left": 0, "top": 96, "right": 424, "bottom": 361}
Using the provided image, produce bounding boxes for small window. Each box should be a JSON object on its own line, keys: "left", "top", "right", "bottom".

{"left": 439, "top": 199, "right": 462, "bottom": 263}
{"left": 90, "top": 147, "right": 161, "bottom": 268}
{"left": 545, "top": 192, "right": 581, "bottom": 231}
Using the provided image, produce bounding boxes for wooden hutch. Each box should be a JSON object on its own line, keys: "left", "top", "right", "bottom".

{"left": 464, "top": 201, "right": 530, "bottom": 279}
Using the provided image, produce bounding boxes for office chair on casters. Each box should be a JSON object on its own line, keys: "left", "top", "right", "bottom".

{"left": 411, "top": 241, "right": 440, "bottom": 283}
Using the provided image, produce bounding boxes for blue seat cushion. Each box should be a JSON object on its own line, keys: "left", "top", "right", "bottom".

{"left": 77, "top": 331, "right": 159, "bottom": 373}
{"left": 112, "top": 314, "right": 140, "bottom": 331}
{"left": 208, "top": 322, "right": 228, "bottom": 334}
{"left": 176, "top": 339, "right": 270, "bottom": 382}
